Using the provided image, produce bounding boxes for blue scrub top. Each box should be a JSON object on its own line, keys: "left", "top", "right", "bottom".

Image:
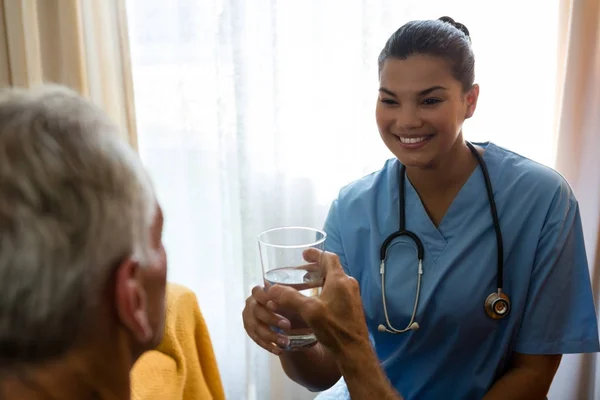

{"left": 321, "top": 142, "right": 600, "bottom": 400}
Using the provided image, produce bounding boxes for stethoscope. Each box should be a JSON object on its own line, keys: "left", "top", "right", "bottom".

{"left": 377, "top": 141, "right": 510, "bottom": 334}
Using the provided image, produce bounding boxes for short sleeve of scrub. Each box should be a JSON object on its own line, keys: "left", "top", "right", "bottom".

{"left": 514, "top": 180, "right": 600, "bottom": 355}
{"left": 323, "top": 198, "right": 350, "bottom": 275}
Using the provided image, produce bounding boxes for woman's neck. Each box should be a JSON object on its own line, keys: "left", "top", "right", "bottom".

{"left": 405, "top": 137, "right": 479, "bottom": 197}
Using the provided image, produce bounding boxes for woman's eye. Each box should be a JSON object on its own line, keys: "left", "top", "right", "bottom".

{"left": 380, "top": 98, "right": 397, "bottom": 105}
{"left": 423, "top": 98, "right": 442, "bottom": 106}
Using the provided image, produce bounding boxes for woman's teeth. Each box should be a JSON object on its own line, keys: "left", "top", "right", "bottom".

{"left": 399, "top": 136, "right": 429, "bottom": 144}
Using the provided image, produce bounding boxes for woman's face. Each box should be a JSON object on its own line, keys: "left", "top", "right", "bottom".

{"left": 376, "top": 54, "right": 479, "bottom": 169}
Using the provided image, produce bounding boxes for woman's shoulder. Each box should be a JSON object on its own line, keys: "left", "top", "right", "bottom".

{"left": 336, "top": 158, "right": 397, "bottom": 204}
{"left": 486, "top": 142, "right": 575, "bottom": 204}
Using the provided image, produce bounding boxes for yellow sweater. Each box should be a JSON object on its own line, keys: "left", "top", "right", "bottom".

{"left": 130, "top": 283, "right": 225, "bottom": 400}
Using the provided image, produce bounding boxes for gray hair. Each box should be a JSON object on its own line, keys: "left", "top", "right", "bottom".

{"left": 0, "top": 85, "right": 156, "bottom": 364}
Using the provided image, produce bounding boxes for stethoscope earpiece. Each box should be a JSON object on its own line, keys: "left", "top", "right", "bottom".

{"left": 484, "top": 291, "right": 511, "bottom": 319}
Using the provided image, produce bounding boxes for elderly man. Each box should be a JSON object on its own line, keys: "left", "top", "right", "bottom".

{"left": 0, "top": 85, "right": 167, "bottom": 399}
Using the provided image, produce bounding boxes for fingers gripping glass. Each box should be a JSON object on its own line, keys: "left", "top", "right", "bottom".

{"left": 258, "top": 226, "right": 326, "bottom": 351}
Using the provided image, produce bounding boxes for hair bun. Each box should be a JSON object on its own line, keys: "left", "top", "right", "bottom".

{"left": 438, "top": 16, "right": 470, "bottom": 40}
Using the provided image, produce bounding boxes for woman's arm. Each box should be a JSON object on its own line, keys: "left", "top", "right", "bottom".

{"left": 483, "top": 353, "right": 561, "bottom": 400}
{"left": 487, "top": 183, "right": 597, "bottom": 399}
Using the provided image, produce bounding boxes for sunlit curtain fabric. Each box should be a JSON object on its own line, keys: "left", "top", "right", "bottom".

{"left": 548, "top": 0, "right": 600, "bottom": 399}
{"left": 0, "top": 0, "right": 137, "bottom": 145}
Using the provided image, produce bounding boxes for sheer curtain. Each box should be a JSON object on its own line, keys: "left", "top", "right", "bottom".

{"left": 125, "top": 1, "right": 560, "bottom": 398}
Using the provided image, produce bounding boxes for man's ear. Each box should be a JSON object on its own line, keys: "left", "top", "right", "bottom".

{"left": 114, "top": 257, "right": 153, "bottom": 344}
{"left": 464, "top": 84, "right": 480, "bottom": 119}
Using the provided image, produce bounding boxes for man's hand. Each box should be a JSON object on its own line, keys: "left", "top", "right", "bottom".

{"left": 267, "top": 249, "right": 370, "bottom": 356}
{"left": 267, "top": 249, "right": 403, "bottom": 400}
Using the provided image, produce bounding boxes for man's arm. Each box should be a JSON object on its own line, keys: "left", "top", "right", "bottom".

{"left": 336, "top": 340, "right": 403, "bottom": 400}
{"left": 483, "top": 353, "right": 561, "bottom": 400}
{"left": 269, "top": 249, "right": 404, "bottom": 400}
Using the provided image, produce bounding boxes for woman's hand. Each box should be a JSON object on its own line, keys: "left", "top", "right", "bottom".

{"left": 242, "top": 284, "right": 292, "bottom": 355}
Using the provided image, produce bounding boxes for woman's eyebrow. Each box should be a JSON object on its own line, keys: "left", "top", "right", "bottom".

{"left": 378, "top": 85, "right": 448, "bottom": 97}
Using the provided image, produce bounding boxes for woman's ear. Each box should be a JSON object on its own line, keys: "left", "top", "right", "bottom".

{"left": 464, "top": 84, "right": 480, "bottom": 119}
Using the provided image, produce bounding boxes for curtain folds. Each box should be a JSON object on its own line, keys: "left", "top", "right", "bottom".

{"left": 0, "top": 0, "right": 138, "bottom": 146}
{"left": 549, "top": 0, "right": 600, "bottom": 399}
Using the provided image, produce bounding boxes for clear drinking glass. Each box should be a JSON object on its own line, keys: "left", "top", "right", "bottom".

{"left": 258, "top": 226, "right": 326, "bottom": 351}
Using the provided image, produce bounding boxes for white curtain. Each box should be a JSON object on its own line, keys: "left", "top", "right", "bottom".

{"left": 125, "top": 0, "right": 562, "bottom": 398}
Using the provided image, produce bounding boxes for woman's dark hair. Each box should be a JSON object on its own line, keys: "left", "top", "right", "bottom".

{"left": 378, "top": 16, "right": 475, "bottom": 92}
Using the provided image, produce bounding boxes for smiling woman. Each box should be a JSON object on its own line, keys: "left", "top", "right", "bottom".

{"left": 263, "top": 17, "right": 598, "bottom": 400}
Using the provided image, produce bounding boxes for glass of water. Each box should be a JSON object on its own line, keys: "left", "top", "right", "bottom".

{"left": 258, "top": 226, "right": 326, "bottom": 351}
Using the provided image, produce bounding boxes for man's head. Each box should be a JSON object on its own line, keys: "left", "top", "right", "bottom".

{"left": 0, "top": 85, "right": 167, "bottom": 375}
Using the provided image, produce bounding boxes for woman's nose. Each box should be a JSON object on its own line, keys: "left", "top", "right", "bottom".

{"left": 394, "top": 106, "right": 423, "bottom": 131}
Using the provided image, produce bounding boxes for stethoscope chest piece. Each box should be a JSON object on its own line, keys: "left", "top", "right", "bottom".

{"left": 484, "top": 290, "right": 511, "bottom": 320}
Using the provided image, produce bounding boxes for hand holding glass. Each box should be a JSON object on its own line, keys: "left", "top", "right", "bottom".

{"left": 258, "top": 226, "right": 326, "bottom": 351}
